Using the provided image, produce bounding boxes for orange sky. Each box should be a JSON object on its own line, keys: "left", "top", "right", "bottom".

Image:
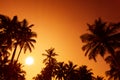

{"left": 1, "top": 0, "right": 120, "bottom": 80}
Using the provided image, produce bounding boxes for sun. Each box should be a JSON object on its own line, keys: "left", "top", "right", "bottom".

{"left": 25, "top": 56, "right": 34, "bottom": 65}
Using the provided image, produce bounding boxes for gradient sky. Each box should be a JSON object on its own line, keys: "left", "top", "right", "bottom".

{"left": 1, "top": 0, "right": 120, "bottom": 80}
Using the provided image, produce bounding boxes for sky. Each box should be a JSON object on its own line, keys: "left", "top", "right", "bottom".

{"left": 0, "top": 0, "right": 120, "bottom": 80}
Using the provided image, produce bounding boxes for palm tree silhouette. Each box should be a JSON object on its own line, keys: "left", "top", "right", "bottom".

{"left": 64, "top": 61, "right": 77, "bottom": 80}
{"left": 42, "top": 48, "right": 58, "bottom": 65}
{"left": 105, "top": 51, "right": 120, "bottom": 80}
{"left": 16, "top": 19, "right": 37, "bottom": 62}
{"left": 0, "top": 14, "right": 14, "bottom": 50}
{"left": 0, "top": 14, "right": 19, "bottom": 64}
{"left": 77, "top": 65, "right": 93, "bottom": 80}
{"left": 80, "top": 18, "right": 120, "bottom": 63}
{"left": 0, "top": 14, "right": 36, "bottom": 63}
{"left": 0, "top": 57, "right": 25, "bottom": 80}
{"left": 10, "top": 16, "right": 21, "bottom": 63}
{"left": 42, "top": 48, "right": 58, "bottom": 80}
{"left": 54, "top": 62, "right": 66, "bottom": 80}
{"left": 11, "top": 18, "right": 37, "bottom": 63}
{"left": 5, "top": 61, "right": 26, "bottom": 80}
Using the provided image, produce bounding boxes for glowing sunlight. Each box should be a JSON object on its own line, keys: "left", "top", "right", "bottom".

{"left": 25, "top": 56, "right": 34, "bottom": 65}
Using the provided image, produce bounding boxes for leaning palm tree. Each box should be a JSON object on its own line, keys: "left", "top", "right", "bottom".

{"left": 105, "top": 51, "right": 120, "bottom": 80}
{"left": 42, "top": 48, "right": 58, "bottom": 80}
{"left": 80, "top": 18, "right": 120, "bottom": 63}
{"left": 10, "top": 17, "right": 36, "bottom": 63}
{"left": 0, "top": 14, "right": 37, "bottom": 65}
{"left": 10, "top": 16, "right": 21, "bottom": 63}
{"left": 0, "top": 14, "right": 20, "bottom": 64}
{"left": 16, "top": 19, "right": 37, "bottom": 62}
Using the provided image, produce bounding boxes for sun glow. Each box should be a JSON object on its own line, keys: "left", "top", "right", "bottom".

{"left": 25, "top": 56, "right": 34, "bottom": 65}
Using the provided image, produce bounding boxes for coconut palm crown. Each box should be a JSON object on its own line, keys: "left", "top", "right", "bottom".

{"left": 80, "top": 18, "right": 120, "bottom": 61}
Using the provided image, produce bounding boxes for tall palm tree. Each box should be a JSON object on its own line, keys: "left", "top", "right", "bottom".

{"left": 10, "top": 16, "right": 21, "bottom": 63}
{"left": 80, "top": 18, "right": 120, "bottom": 63}
{"left": 0, "top": 14, "right": 19, "bottom": 64}
{"left": 105, "top": 51, "right": 120, "bottom": 80}
{"left": 64, "top": 61, "right": 77, "bottom": 80}
{"left": 42, "top": 48, "right": 58, "bottom": 80}
{"left": 16, "top": 19, "right": 37, "bottom": 62}
{"left": 0, "top": 14, "right": 37, "bottom": 63}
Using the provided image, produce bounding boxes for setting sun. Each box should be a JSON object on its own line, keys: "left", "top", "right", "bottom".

{"left": 1, "top": 0, "right": 120, "bottom": 80}
{"left": 25, "top": 56, "right": 34, "bottom": 65}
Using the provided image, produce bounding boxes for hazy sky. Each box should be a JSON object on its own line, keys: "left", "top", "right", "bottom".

{"left": 1, "top": 0, "right": 120, "bottom": 80}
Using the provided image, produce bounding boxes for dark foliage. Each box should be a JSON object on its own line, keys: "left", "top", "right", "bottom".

{"left": 0, "top": 14, "right": 37, "bottom": 80}
{"left": 80, "top": 18, "right": 120, "bottom": 62}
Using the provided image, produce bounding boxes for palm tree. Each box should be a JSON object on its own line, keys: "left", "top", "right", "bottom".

{"left": 0, "top": 14, "right": 36, "bottom": 63}
{"left": 105, "top": 51, "right": 120, "bottom": 80}
{"left": 10, "top": 16, "right": 21, "bottom": 63}
{"left": 77, "top": 65, "right": 93, "bottom": 80}
{"left": 42, "top": 48, "right": 58, "bottom": 65}
{"left": 16, "top": 19, "right": 37, "bottom": 62}
{"left": 42, "top": 48, "right": 58, "bottom": 80}
{"left": 80, "top": 18, "right": 120, "bottom": 63}
{"left": 5, "top": 61, "right": 26, "bottom": 80}
{"left": 0, "top": 14, "right": 13, "bottom": 49}
{"left": 0, "top": 55, "right": 25, "bottom": 80}
{"left": 0, "top": 14, "right": 19, "bottom": 64}
{"left": 64, "top": 61, "right": 77, "bottom": 80}
{"left": 0, "top": 14, "right": 36, "bottom": 61}
{"left": 54, "top": 62, "right": 66, "bottom": 80}
{"left": 33, "top": 67, "right": 51, "bottom": 80}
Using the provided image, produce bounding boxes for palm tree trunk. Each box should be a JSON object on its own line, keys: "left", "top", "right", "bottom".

{"left": 16, "top": 44, "right": 24, "bottom": 62}
{"left": 11, "top": 44, "right": 17, "bottom": 63}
